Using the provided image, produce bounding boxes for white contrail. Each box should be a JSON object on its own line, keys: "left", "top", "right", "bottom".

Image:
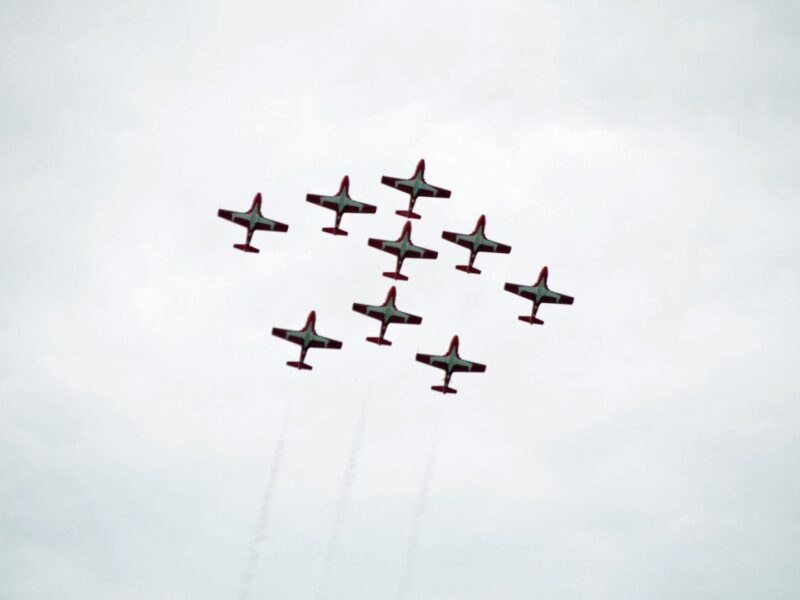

{"left": 237, "top": 398, "right": 293, "bottom": 600}
{"left": 313, "top": 394, "right": 370, "bottom": 600}
{"left": 395, "top": 399, "right": 447, "bottom": 600}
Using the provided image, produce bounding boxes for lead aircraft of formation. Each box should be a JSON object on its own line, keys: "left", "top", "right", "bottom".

{"left": 416, "top": 335, "right": 486, "bottom": 394}
{"left": 504, "top": 266, "right": 574, "bottom": 325}
{"left": 441, "top": 214, "right": 512, "bottom": 274}
{"left": 217, "top": 192, "right": 289, "bottom": 253}
{"left": 352, "top": 286, "right": 423, "bottom": 346}
{"left": 381, "top": 159, "right": 451, "bottom": 220}
{"left": 305, "top": 175, "right": 377, "bottom": 236}
{"left": 367, "top": 221, "right": 438, "bottom": 281}
{"left": 271, "top": 311, "right": 343, "bottom": 370}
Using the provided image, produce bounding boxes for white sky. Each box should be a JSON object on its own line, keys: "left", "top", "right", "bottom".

{"left": 2, "top": 1, "right": 799, "bottom": 599}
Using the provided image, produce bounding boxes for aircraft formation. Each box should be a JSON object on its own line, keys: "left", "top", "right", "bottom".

{"left": 218, "top": 159, "right": 574, "bottom": 393}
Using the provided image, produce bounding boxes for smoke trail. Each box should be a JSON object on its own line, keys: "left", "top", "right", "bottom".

{"left": 313, "top": 394, "right": 370, "bottom": 600}
{"left": 395, "top": 399, "right": 447, "bottom": 600}
{"left": 237, "top": 398, "right": 292, "bottom": 600}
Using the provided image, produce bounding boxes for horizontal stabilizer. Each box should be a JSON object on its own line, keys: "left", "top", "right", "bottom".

{"left": 366, "top": 336, "right": 392, "bottom": 346}
{"left": 383, "top": 271, "right": 409, "bottom": 281}
{"left": 395, "top": 210, "right": 422, "bottom": 220}
{"left": 287, "top": 361, "right": 313, "bottom": 370}
{"left": 322, "top": 226, "right": 348, "bottom": 236}
{"left": 455, "top": 264, "right": 482, "bottom": 274}
{"left": 432, "top": 385, "right": 458, "bottom": 394}
{"left": 518, "top": 315, "right": 545, "bottom": 325}
{"left": 233, "top": 243, "right": 260, "bottom": 253}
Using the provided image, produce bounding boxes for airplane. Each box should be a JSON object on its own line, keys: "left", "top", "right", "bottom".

{"left": 380, "top": 159, "right": 451, "bottom": 219}
{"left": 217, "top": 192, "right": 289, "bottom": 253}
{"left": 271, "top": 310, "right": 343, "bottom": 370}
{"left": 306, "top": 175, "right": 377, "bottom": 236}
{"left": 416, "top": 335, "right": 486, "bottom": 394}
{"left": 367, "top": 221, "right": 438, "bottom": 281}
{"left": 441, "top": 214, "right": 512, "bottom": 274}
{"left": 504, "top": 266, "right": 574, "bottom": 325}
{"left": 352, "top": 286, "right": 422, "bottom": 346}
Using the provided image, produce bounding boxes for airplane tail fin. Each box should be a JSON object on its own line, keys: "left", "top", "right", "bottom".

{"left": 287, "top": 361, "right": 313, "bottom": 370}
{"left": 383, "top": 271, "right": 409, "bottom": 281}
{"left": 395, "top": 209, "right": 422, "bottom": 219}
{"left": 455, "top": 264, "right": 481, "bottom": 274}
{"left": 233, "top": 243, "right": 260, "bottom": 253}
{"left": 432, "top": 385, "right": 457, "bottom": 394}
{"left": 366, "top": 336, "right": 392, "bottom": 346}
{"left": 518, "top": 315, "right": 545, "bottom": 325}
{"left": 322, "top": 226, "right": 348, "bottom": 236}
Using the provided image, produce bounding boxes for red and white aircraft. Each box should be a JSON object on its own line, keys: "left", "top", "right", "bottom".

{"left": 271, "top": 310, "right": 343, "bottom": 370}
{"left": 441, "top": 214, "right": 512, "bottom": 274}
{"left": 352, "top": 286, "right": 423, "bottom": 346}
{"left": 416, "top": 335, "right": 486, "bottom": 394}
{"left": 380, "top": 159, "right": 451, "bottom": 220}
{"left": 367, "top": 221, "right": 438, "bottom": 281}
{"left": 306, "top": 175, "right": 377, "bottom": 236}
{"left": 217, "top": 193, "right": 289, "bottom": 253}
{"left": 504, "top": 266, "right": 574, "bottom": 325}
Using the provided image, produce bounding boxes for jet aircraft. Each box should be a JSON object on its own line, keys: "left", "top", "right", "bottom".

{"left": 271, "top": 310, "right": 343, "bottom": 370}
{"left": 416, "top": 335, "right": 486, "bottom": 394}
{"left": 441, "top": 214, "right": 512, "bottom": 274}
{"left": 367, "top": 221, "right": 438, "bottom": 281}
{"left": 352, "top": 286, "right": 422, "bottom": 346}
{"left": 306, "top": 175, "right": 377, "bottom": 236}
{"left": 380, "top": 159, "right": 451, "bottom": 219}
{"left": 217, "top": 192, "right": 289, "bottom": 253}
{"left": 504, "top": 266, "right": 574, "bottom": 325}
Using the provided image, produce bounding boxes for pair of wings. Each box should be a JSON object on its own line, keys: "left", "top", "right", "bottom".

{"left": 442, "top": 231, "right": 512, "bottom": 254}
{"left": 504, "top": 284, "right": 575, "bottom": 305}
{"left": 367, "top": 238, "right": 438, "bottom": 260}
{"left": 218, "top": 210, "right": 289, "bottom": 232}
{"left": 415, "top": 354, "right": 487, "bottom": 373}
{"left": 271, "top": 328, "right": 343, "bottom": 349}
{"left": 381, "top": 176, "right": 451, "bottom": 198}
{"left": 306, "top": 194, "right": 377, "bottom": 215}
{"left": 352, "top": 303, "right": 422, "bottom": 325}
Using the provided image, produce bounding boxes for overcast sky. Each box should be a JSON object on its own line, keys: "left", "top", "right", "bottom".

{"left": 2, "top": 1, "right": 799, "bottom": 599}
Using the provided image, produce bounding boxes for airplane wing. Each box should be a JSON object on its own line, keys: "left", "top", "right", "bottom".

{"left": 453, "top": 359, "right": 487, "bottom": 373}
{"left": 306, "top": 194, "right": 339, "bottom": 210}
{"left": 342, "top": 199, "right": 377, "bottom": 214}
{"left": 380, "top": 177, "right": 451, "bottom": 198}
{"left": 271, "top": 327, "right": 304, "bottom": 345}
{"left": 441, "top": 231, "right": 473, "bottom": 249}
{"left": 217, "top": 209, "right": 249, "bottom": 227}
{"left": 352, "top": 303, "right": 383, "bottom": 320}
{"left": 254, "top": 216, "right": 289, "bottom": 232}
{"left": 504, "top": 284, "right": 574, "bottom": 304}
{"left": 539, "top": 291, "right": 575, "bottom": 305}
{"left": 415, "top": 353, "right": 449, "bottom": 370}
{"left": 389, "top": 310, "right": 422, "bottom": 325}
{"left": 479, "top": 239, "right": 511, "bottom": 254}
{"left": 405, "top": 244, "right": 438, "bottom": 260}
{"left": 368, "top": 238, "right": 400, "bottom": 256}
{"left": 309, "top": 334, "right": 343, "bottom": 349}
{"left": 419, "top": 183, "right": 451, "bottom": 198}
